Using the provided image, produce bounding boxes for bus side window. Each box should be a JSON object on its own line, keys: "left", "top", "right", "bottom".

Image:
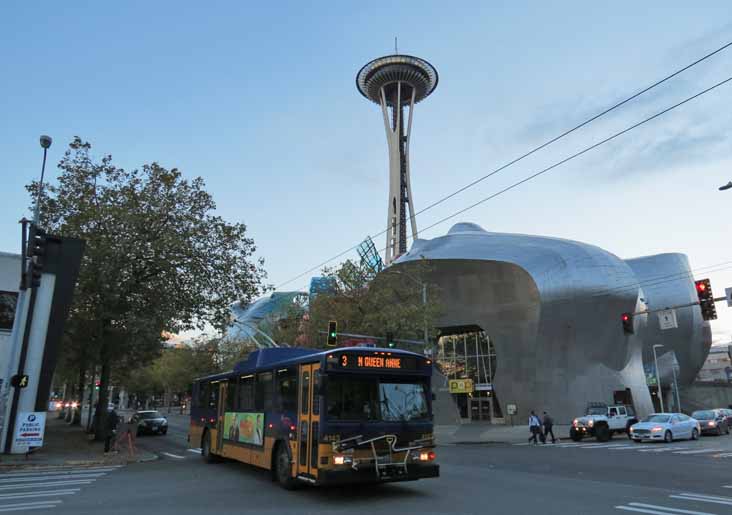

{"left": 256, "top": 372, "right": 273, "bottom": 411}
{"left": 198, "top": 382, "right": 208, "bottom": 410}
{"left": 208, "top": 383, "right": 219, "bottom": 410}
{"left": 277, "top": 368, "right": 298, "bottom": 412}
{"left": 226, "top": 381, "right": 236, "bottom": 412}
{"left": 239, "top": 375, "right": 254, "bottom": 411}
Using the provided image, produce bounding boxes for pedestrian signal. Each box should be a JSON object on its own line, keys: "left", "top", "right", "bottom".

{"left": 10, "top": 374, "right": 29, "bottom": 388}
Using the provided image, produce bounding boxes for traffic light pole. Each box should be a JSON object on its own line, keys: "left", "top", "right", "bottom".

{"left": 3, "top": 284, "right": 39, "bottom": 453}
{"left": 631, "top": 297, "right": 727, "bottom": 317}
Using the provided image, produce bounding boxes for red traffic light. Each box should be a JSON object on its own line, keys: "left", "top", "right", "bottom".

{"left": 696, "top": 282, "right": 706, "bottom": 292}
{"left": 621, "top": 314, "right": 630, "bottom": 322}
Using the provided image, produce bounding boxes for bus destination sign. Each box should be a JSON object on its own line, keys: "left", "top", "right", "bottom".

{"left": 335, "top": 353, "right": 417, "bottom": 371}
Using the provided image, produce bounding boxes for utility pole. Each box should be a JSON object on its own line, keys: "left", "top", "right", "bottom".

{"left": 653, "top": 344, "right": 664, "bottom": 413}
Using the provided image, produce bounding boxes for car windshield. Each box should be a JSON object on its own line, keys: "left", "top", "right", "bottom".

{"left": 586, "top": 407, "right": 606, "bottom": 415}
{"left": 691, "top": 410, "right": 715, "bottom": 420}
{"left": 326, "top": 376, "right": 429, "bottom": 422}
{"left": 642, "top": 415, "right": 670, "bottom": 423}
{"left": 140, "top": 411, "right": 162, "bottom": 419}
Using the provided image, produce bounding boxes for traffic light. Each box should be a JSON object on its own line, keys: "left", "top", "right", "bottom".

{"left": 621, "top": 313, "right": 634, "bottom": 334}
{"left": 26, "top": 226, "right": 47, "bottom": 289}
{"left": 386, "top": 331, "right": 395, "bottom": 348}
{"left": 695, "top": 278, "right": 717, "bottom": 321}
{"left": 95, "top": 380, "right": 101, "bottom": 391}
{"left": 10, "top": 374, "right": 29, "bottom": 388}
{"left": 327, "top": 321, "right": 337, "bottom": 346}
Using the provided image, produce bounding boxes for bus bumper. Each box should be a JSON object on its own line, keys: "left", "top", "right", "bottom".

{"left": 317, "top": 463, "right": 439, "bottom": 485}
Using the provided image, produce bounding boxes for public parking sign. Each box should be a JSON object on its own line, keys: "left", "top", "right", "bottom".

{"left": 14, "top": 412, "right": 46, "bottom": 449}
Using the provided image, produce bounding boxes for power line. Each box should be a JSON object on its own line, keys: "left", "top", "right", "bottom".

{"left": 275, "top": 41, "right": 732, "bottom": 290}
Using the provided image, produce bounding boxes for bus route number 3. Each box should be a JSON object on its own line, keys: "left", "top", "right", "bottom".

{"left": 341, "top": 355, "right": 348, "bottom": 367}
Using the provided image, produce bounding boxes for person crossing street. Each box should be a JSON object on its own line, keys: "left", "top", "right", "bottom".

{"left": 528, "top": 411, "right": 542, "bottom": 444}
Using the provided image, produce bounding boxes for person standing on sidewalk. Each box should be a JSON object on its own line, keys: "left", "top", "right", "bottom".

{"left": 528, "top": 411, "right": 542, "bottom": 444}
{"left": 543, "top": 411, "right": 556, "bottom": 444}
{"left": 104, "top": 407, "right": 119, "bottom": 454}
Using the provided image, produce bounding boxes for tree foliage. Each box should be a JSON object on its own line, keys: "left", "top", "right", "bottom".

{"left": 296, "top": 260, "right": 442, "bottom": 349}
{"left": 29, "top": 137, "right": 267, "bottom": 436}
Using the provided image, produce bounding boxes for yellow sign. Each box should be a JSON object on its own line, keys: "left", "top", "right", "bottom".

{"left": 449, "top": 378, "right": 474, "bottom": 394}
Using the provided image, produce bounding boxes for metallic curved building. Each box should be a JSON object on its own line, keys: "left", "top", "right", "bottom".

{"left": 394, "top": 222, "right": 711, "bottom": 422}
{"left": 357, "top": 54, "right": 438, "bottom": 264}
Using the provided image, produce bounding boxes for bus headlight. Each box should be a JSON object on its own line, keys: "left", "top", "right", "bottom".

{"left": 333, "top": 455, "right": 352, "bottom": 465}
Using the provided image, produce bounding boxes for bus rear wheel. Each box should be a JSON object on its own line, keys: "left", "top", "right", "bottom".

{"left": 202, "top": 430, "right": 220, "bottom": 463}
{"left": 275, "top": 443, "right": 297, "bottom": 490}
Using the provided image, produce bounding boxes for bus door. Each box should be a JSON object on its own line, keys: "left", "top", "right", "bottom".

{"left": 216, "top": 381, "right": 228, "bottom": 453}
{"left": 297, "top": 363, "right": 321, "bottom": 479}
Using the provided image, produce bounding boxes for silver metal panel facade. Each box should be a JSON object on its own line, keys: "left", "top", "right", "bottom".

{"left": 394, "top": 223, "right": 709, "bottom": 422}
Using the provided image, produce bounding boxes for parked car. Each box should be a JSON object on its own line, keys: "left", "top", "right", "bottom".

{"left": 629, "top": 413, "right": 700, "bottom": 443}
{"left": 691, "top": 409, "right": 730, "bottom": 436}
{"left": 716, "top": 408, "right": 732, "bottom": 430}
{"left": 131, "top": 410, "right": 168, "bottom": 436}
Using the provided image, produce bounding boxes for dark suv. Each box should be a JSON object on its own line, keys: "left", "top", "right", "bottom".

{"left": 691, "top": 409, "right": 729, "bottom": 436}
{"left": 131, "top": 410, "right": 168, "bottom": 436}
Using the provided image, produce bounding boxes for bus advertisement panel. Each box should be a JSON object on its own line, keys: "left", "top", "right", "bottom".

{"left": 223, "top": 412, "right": 264, "bottom": 445}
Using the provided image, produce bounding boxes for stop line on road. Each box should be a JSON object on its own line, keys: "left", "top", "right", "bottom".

{"left": 0, "top": 465, "right": 122, "bottom": 512}
{"left": 615, "top": 488, "right": 732, "bottom": 514}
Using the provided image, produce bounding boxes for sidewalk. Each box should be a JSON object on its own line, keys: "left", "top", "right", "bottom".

{"left": 435, "top": 423, "right": 573, "bottom": 445}
{"left": 0, "top": 412, "right": 157, "bottom": 469}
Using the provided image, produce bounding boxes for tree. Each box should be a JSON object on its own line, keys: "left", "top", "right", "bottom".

{"left": 302, "top": 260, "right": 442, "bottom": 350}
{"left": 28, "top": 138, "right": 267, "bottom": 438}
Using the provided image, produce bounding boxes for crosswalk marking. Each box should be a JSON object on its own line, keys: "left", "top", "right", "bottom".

{"left": 187, "top": 448, "right": 202, "bottom": 454}
{"left": 673, "top": 448, "right": 726, "bottom": 455}
{"left": 0, "top": 473, "right": 106, "bottom": 484}
{"left": 162, "top": 452, "right": 185, "bottom": 459}
{"left": 638, "top": 446, "right": 688, "bottom": 453}
{"left": 616, "top": 501, "right": 716, "bottom": 514}
{"left": 0, "top": 467, "right": 119, "bottom": 479}
{"left": 0, "top": 464, "right": 121, "bottom": 511}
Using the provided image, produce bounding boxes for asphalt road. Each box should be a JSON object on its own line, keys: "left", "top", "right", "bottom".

{"left": 4, "top": 417, "right": 732, "bottom": 515}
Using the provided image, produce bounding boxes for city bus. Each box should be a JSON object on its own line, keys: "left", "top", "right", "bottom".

{"left": 189, "top": 346, "right": 439, "bottom": 488}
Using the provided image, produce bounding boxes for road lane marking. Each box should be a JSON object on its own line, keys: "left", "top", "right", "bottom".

{"left": 672, "top": 448, "right": 726, "bottom": 455}
{"left": 0, "top": 480, "right": 94, "bottom": 490}
{"left": 187, "top": 448, "right": 202, "bottom": 454}
{"left": 0, "top": 500, "right": 63, "bottom": 511}
{"left": 627, "top": 502, "right": 716, "bottom": 514}
{"left": 162, "top": 452, "right": 185, "bottom": 459}
{"left": 616, "top": 506, "right": 693, "bottom": 514}
{"left": 0, "top": 473, "right": 105, "bottom": 483}
{"left": 581, "top": 443, "right": 631, "bottom": 449}
{"left": 0, "top": 489, "right": 80, "bottom": 500}
{"left": 671, "top": 493, "right": 732, "bottom": 506}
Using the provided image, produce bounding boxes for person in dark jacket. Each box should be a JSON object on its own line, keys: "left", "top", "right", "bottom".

{"left": 104, "top": 408, "right": 119, "bottom": 453}
{"left": 543, "top": 411, "right": 556, "bottom": 444}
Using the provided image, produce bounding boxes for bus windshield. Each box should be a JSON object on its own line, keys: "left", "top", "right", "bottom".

{"left": 326, "top": 376, "right": 429, "bottom": 422}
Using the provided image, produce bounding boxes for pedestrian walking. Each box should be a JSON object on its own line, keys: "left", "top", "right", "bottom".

{"left": 104, "top": 407, "right": 119, "bottom": 454}
{"left": 543, "top": 411, "right": 556, "bottom": 444}
{"left": 528, "top": 410, "right": 542, "bottom": 444}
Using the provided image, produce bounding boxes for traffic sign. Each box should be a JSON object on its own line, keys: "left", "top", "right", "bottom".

{"left": 726, "top": 287, "right": 732, "bottom": 307}
{"left": 14, "top": 412, "right": 46, "bottom": 449}
{"left": 658, "top": 309, "right": 678, "bottom": 330}
{"left": 10, "top": 374, "right": 29, "bottom": 388}
{"left": 448, "top": 378, "right": 474, "bottom": 394}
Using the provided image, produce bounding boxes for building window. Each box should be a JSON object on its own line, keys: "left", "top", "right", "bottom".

{"left": 0, "top": 291, "right": 18, "bottom": 331}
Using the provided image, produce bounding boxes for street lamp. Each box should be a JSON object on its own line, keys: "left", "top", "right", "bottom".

{"left": 33, "top": 135, "right": 52, "bottom": 226}
{"left": 652, "top": 344, "right": 664, "bottom": 413}
{"left": 719, "top": 181, "right": 732, "bottom": 191}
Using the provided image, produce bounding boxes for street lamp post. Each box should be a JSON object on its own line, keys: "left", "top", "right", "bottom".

{"left": 391, "top": 269, "right": 429, "bottom": 353}
{"left": 34, "top": 135, "right": 52, "bottom": 226}
{"left": 653, "top": 344, "right": 664, "bottom": 413}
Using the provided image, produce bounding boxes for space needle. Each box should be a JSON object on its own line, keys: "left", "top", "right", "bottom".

{"left": 357, "top": 52, "right": 438, "bottom": 264}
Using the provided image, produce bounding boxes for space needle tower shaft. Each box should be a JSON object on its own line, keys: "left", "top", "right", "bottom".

{"left": 357, "top": 54, "right": 438, "bottom": 264}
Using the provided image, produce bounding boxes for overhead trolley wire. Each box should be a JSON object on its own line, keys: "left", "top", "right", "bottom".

{"left": 274, "top": 41, "right": 732, "bottom": 291}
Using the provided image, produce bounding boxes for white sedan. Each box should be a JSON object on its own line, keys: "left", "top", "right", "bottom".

{"left": 629, "top": 413, "right": 700, "bottom": 443}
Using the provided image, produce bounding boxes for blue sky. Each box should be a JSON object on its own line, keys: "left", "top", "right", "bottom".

{"left": 1, "top": 2, "right": 731, "bottom": 342}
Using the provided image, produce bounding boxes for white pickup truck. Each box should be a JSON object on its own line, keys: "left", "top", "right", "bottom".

{"left": 570, "top": 404, "right": 639, "bottom": 442}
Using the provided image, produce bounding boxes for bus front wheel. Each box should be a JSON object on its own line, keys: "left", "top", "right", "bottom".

{"left": 275, "top": 443, "right": 297, "bottom": 490}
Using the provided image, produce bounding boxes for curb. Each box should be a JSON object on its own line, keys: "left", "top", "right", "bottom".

{"left": 0, "top": 453, "right": 159, "bottom": 470}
